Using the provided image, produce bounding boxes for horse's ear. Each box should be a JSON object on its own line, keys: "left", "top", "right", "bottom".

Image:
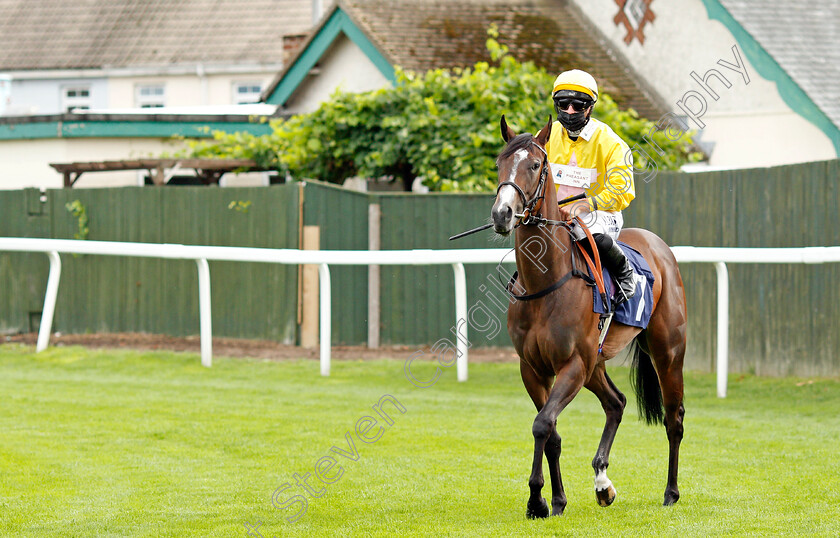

{"left": 535, "top": 115, "right": 552, "bottom": 146}
{"left": 500, "top": 115, "right": 516, "bottom": 143}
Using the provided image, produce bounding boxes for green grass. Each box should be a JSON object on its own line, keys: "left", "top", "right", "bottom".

{"left": 1, "top": 344, "right": 839, "bottom": 537}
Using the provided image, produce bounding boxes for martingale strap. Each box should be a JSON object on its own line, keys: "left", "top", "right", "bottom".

{"left": 509, "top": 270, "right": 576, "bottom": 301}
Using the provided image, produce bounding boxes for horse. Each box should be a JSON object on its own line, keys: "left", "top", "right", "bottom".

{"left": 490, "top": 115, "right": 687, "bottom": 518}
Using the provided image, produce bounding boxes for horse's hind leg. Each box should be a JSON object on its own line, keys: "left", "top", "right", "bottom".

{"left": 585, "top": 362, "right": 627, "bottom": 507}
{"left": 646, "top": 321, "right": 687, "bottom": 506}
{"left": 658, "top": 358, "right": 685, "bottom": 505}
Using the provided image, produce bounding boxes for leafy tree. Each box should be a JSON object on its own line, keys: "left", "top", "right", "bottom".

{"left": 183, "top": 32, "right": 702, "bottom": 192}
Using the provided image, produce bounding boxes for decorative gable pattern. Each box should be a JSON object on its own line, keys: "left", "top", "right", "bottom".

{"left": 613, "top": 0, "right": 656, "bottom": 45}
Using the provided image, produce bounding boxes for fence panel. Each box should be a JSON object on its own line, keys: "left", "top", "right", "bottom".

{"left": 0, "top": 185, "right": 300, "bottom": 343}
{"left": 0, "top": 189, "right": 51, "bottom": 333}
{"left": 378, "top": 192, "right": 513, "bottom": 347}
{"left": 301, "top": 182, "right": 370, "bottom": 345}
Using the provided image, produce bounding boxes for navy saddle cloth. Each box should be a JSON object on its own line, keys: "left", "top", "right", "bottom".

{"left": 590, "top": 241, "right": 655, "bottom": 329}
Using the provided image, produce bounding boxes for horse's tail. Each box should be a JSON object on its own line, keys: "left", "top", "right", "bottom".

{"left": 630, "top": 341, "right": 664, "bottom": 425}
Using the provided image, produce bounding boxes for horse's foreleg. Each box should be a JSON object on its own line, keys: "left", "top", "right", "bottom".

{"left": 543, "top": 427, "right": 566, "bottom": 516}
{"left": 526, "top": 357, "right": 586, "bottom": 518}
{"left": 585, "top": 364, "right": 627, "bottom": 507}
{"left": 520, "top": 362, "right": 552, "bottom": 519}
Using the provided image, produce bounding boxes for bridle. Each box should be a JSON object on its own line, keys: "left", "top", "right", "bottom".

{"left": 495, "top": 141, "right": 550, "bottom": 226}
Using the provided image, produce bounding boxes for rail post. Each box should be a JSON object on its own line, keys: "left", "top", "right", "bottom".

{"left": 36, "top": 251, "right": 62, "bottom": 352}
{"left": 195, "top": 258, "right": 212, "bottom": 367}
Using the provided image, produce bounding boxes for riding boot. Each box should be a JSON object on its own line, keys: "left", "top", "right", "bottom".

{"left": 594, "top": 233, "right": 637, "bottom": 305}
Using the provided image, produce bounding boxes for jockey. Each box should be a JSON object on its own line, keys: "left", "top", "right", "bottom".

{"left": 546, "top": 69, "right": 638, "bottom": 303}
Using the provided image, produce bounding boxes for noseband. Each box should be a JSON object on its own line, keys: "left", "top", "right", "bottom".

{"left": 496, "top": 141, "right": 550, "bottom": 225}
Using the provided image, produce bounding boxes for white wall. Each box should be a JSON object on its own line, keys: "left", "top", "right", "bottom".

{"left": 107, "top": 71, "right": 278, "bottom": 108}
{"left": 284, "top": 33, "right": 390, "bottom": 114}
{"left": 567, "top": 0, "right": 836, "bottom": 167}
{"left": 0, "top": 136, "right": 273, "bottom": 190}
{"left": 0, "top": 137, "right": 186, "bottom": 189}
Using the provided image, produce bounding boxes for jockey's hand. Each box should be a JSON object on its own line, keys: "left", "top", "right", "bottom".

{"left": 559, "top": 199, "right": 590, "bottom": 221}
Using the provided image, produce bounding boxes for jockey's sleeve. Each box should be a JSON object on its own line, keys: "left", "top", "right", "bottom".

{"left": 590, "top": 142, "right": 635, "bottom": 212}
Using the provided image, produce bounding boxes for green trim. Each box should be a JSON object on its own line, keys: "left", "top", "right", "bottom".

{"left": 264, "top": 7, "right": 396, "bottom": 106}
{"left": 0, "top": 120, "right": 271, "bottom": 141}
{"left": 701, "top": 0, "right": 840, "bottom": 156}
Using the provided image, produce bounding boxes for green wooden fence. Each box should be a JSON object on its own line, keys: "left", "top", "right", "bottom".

{"left": 1, "top": 185, "right": 301, "bottom": 342}
{"left": 1, "top": 159, "right": 838, "bottom": 375}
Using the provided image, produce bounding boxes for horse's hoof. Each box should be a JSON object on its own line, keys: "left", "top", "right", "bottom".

{"left": 526, "top": 497, "right": 550, "bottom": 519}
{"left": 550, "top": 502, "right": 566, "bottom": 516}
{"left": 663, "top": 489, "right": 680, "bottom": 506}
{"left": 596, "top": 483, "right": 617, "bottom": 507}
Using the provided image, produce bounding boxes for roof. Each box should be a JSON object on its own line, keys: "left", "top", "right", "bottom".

{"left": 0, "top": 111, "right": 274, "bottom": 140}
{"left": 716, "top": 0, "right": 840, "bottom": 129}
{"left": 0, "top": 0, "right": 314, "bottom": 70}
{"left": 265, "top": 0, "right": 667, "bottom": 119}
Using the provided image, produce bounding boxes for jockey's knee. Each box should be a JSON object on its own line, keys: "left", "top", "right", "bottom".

{"left": 594, "top": 232, "right": 613, "bottom": 253}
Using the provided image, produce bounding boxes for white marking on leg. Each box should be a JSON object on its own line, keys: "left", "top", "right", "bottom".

{"left": 595, "top": 469, "right": 613, "bottom": 491}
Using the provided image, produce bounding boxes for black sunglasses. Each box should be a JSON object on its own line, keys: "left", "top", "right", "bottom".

{"left": 554, "top": 98, "right": 593, "bottom": 112}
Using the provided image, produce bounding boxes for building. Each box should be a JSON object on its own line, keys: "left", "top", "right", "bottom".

{"left": 0, "top": 0, "right": 324, "bottom": 189}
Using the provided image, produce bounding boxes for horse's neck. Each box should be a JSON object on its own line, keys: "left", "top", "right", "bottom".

{"left": 514, "top": 193, "right": 573, "bottom": 290}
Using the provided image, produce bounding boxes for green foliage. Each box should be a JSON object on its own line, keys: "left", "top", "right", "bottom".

{"left": 64, "top": 199, "right": 89, "bottom": 240}
{"left": 183, "top": 32, "right": 701, "bottom": 192}
{"left": 227, "top": 200, "right": 252, "bottom": 213}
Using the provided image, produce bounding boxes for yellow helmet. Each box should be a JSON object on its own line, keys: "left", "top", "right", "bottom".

{"left": 552, "top": 69, "right": 598, "bottom": 102}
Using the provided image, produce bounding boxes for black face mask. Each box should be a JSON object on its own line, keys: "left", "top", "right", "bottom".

{"left": 557, "top": 109, "right": 589, "bottom": 134}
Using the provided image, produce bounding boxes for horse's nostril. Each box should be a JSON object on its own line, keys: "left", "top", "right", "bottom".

{"left": 493, "top": 205, "right": 512, "bottom": 224}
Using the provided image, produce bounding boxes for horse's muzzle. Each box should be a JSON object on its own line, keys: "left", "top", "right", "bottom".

{"left": 491, "top": 203, "right": 515, "bottom": 235}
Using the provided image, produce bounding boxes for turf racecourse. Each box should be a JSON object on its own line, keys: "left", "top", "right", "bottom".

{"left": 1, "top": 345, "right": 838, "bottom": 537}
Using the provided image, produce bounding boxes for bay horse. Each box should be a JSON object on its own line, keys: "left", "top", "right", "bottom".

{"left": 491, "top": 116, "right": 687, "bottom": 517}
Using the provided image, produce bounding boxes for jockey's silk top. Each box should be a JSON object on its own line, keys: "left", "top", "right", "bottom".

{"left": 546, "top": 117, "right": 635, "bottom": 212}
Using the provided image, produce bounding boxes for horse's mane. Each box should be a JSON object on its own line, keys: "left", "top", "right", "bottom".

{"left": 497, "top": 133, "right": 534, "bottom": 165}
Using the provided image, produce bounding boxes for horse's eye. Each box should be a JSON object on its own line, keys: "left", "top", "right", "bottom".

{"left": 531, "top": 162, "right": 540, "bottom": 171}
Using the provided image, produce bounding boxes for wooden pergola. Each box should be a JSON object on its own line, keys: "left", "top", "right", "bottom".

{"left": 49, "top": 158, "right": 270, "bottom": 187}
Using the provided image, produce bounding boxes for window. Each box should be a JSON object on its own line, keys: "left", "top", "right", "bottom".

{"left": 63, "top": 86, "right": 91, "bottom": 112}
{"left": 233, "top": 82, "right": 262, "bottom": 105}
{"left": 135, "top": 84, "right": 166, "bottom": 108}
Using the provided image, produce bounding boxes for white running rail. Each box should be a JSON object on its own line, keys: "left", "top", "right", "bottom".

{"left": 2, "top": 238, "right": 839, "bottom": 397}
